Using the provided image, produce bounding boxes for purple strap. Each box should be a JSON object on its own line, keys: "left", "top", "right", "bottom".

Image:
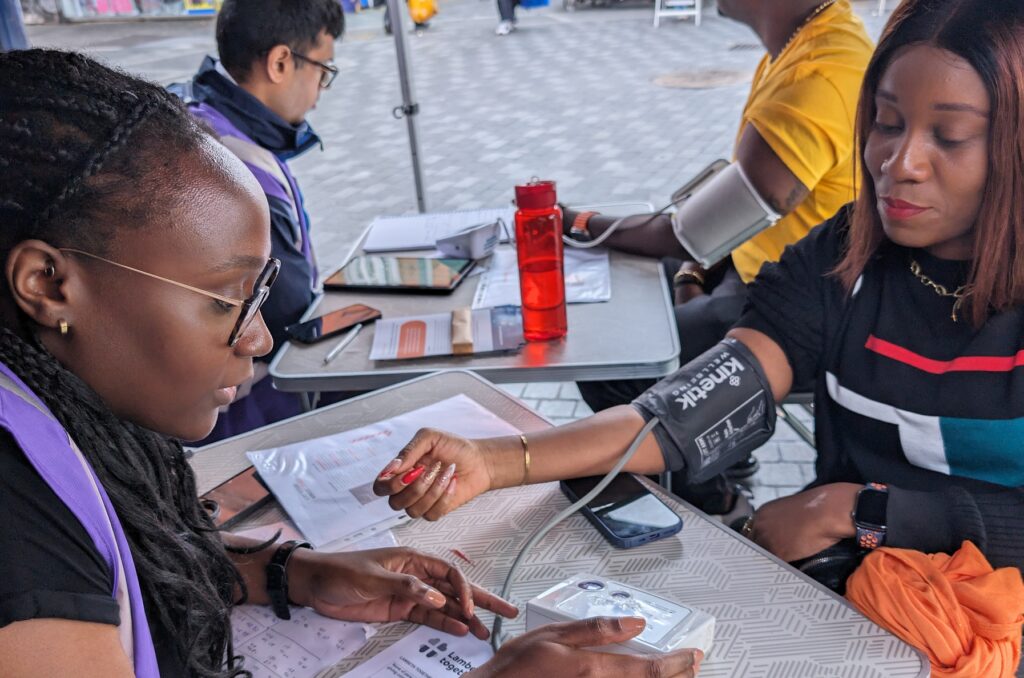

{"left": 0, "top": 361, "right": 159, "bottom": 678}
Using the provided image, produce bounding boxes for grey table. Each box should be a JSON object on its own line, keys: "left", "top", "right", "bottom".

{"left": 268, "top": 211, "right": 680, "bottom": 392}
{"left": 191, "top": 370, "right": 929, "bottom": 678}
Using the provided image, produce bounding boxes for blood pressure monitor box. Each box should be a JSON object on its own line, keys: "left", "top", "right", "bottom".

{"left": 525, "top": 574, "right": 714, "bottom": 655}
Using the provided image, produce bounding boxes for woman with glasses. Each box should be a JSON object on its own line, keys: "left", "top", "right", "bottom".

{"left": 0, "top": 50, "right": 701, "bottom": 678}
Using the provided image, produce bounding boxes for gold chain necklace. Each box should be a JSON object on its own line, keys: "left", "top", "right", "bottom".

{"left": 909, "top": 258, "right": 968, "bottom": 322}
{"left": 770, "top": 0, "right": 837, "bottom": 66}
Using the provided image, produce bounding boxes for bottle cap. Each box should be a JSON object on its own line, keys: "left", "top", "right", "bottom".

{"left": 515, "top": 180, "right": 557, "bottom": 210}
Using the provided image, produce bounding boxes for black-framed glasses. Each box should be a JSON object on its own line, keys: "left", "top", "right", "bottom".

{"left": 61, "top": 248, "right": 280, "bottom": 348}
{"left": 292, "top": 51, "right": 339, "bottom": 89}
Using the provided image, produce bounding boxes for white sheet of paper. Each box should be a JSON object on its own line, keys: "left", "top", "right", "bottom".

{"left": 362, "top": 208, "right": 515, "bottom": 252}
{"left": 247, "top": 395, "right": 521, "bottom": 548}
{"left": 347, "top": 626, "right": 494, "bottom": 678}
{"left": 232, "top": 605, "right": 375, "bottom": 678}
{"left": 234, "top": 520, "right": 399, "bottom": 553}
{"left": 472, "top": 248, "right": 612, "bottom": 309}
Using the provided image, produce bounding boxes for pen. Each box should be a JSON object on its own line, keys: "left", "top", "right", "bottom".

{"left": 323, "top": 323, "right": 363, "bottom": 365}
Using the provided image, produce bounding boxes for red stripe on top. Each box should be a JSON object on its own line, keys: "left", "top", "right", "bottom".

{"left": 865, "top": 335, "right": 1024, "bottom": 374}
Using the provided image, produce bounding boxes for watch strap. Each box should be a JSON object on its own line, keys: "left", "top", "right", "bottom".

{"left": 569, "top": 211, "right": 597, "bottom": 241}
{"left": 266, "top": 540, "right": 313, "bottom": 620}
{"left": 854, "top": 482, "right": 888, "bottom": 550}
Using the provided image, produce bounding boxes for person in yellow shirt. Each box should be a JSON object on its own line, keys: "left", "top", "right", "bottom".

{"left": 566, "top": 0, "right": 873, "bottom": 512}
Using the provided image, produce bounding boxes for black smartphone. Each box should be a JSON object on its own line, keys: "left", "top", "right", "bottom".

{"left": 560, "top": 474, "right": 682, "bottom": 549}
{"left": 323, "top": 256, "right": 475, "bottom": 294}
{"left": 199, "top": 467, "right": 274, "bottom": 529}
{"left": 284, "top": 303, "right": 382, "bottom": 344}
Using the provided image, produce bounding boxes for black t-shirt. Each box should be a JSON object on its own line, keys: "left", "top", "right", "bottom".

{"left": 0, "top": 429, "right": 187, "bottom": 676}
{"left": 737, "top": 206, "right": 1024, "bottom": 570}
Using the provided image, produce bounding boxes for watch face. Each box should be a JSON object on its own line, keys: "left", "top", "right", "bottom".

{"left": 856, "top": 488, "right": 888, "bottom": 529}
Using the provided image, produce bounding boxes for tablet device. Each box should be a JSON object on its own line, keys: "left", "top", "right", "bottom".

{"left": 324, "top": 256, "right": 475, "bottom": 294}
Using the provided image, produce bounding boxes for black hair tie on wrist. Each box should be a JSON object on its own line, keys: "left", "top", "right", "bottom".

{"left": 266, "top": 540, "right": 313, "bottom": 619}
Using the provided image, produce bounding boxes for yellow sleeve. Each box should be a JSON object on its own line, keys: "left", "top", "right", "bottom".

{"left": 744, "top": 71, "right": 857, "bottom": 192}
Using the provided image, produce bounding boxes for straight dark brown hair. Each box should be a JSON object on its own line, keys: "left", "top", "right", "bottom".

{"left": 835, "top": 0, "right": 1024, "bottom": 326}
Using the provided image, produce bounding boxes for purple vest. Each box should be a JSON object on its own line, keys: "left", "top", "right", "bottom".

{"left": 0, "top": 361, "right": 159, "bottom": 678}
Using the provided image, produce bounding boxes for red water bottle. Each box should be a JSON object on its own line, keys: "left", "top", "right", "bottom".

{"left": 514, "top": 180, "right": 567, "bottom": 341}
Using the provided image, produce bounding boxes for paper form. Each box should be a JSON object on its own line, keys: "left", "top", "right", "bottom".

{"left": 362, "top": 208, "right": 515, "bottom": 252}
{"left": 472, "top": 248, "right": 612, "bottom": 309}
{"left": 232, "top": 605, "right": 375, "bottom": 678}
{"left": 347, "top": 626, "right": 494, "bottom": 678}
{"left": 247, "top": 395, "right": 521, "bottom": 548}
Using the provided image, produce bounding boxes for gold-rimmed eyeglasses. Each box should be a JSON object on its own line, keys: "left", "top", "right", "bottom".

{"left": 60, "top": 248, "right": 280, "bottom": 348}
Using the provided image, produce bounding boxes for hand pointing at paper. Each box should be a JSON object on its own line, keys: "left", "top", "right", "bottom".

{"left": 280, "top": 546, "right": 517, "bottom": 640}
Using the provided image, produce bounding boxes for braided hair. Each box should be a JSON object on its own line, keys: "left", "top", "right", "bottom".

{"left": 0, "top": 50, "right": 250, "bottom": 676}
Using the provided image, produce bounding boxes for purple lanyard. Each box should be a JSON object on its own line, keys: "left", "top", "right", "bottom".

{"left": 0, "top": 361, "right": 160, "bottom": 678}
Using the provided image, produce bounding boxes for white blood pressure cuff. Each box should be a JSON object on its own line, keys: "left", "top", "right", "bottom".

{"left": 670, "top": 161, "right": 781, "bottom": 268}
{"left": 632, "top": 338, "right": 776, "bottom": 483}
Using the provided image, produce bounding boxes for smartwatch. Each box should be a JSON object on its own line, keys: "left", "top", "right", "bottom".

{"left": 266, "top": 540, "right": 313, "bottom": 619}
{"left": 852, "top": 482, "right": 889, "bottom": 550}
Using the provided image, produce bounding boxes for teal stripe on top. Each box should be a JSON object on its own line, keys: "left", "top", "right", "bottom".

{"left": 940, "top": 417, "right": 1024, "bottom": 487}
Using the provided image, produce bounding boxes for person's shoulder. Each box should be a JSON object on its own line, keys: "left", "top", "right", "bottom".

{"left": 805, "top": 2, "right": 874, "bottom": 57}
{"left": 790, "top": 6, "right": 873, "bottom": 83}
{"left": 0, "top": 430, "right": 118, "bottom": 629}
{"left": 772, "top": 203, "right": 852, "bottom": 275}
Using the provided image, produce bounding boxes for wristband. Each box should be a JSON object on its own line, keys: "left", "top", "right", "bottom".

{"left": 266, "top": 540, "right": 313, "bottom": 620}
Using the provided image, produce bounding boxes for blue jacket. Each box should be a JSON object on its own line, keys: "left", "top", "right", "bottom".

{"left": 170, "top": 57, "right": 322, "bottom": 441}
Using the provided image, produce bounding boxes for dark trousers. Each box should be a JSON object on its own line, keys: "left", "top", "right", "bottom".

{"left": 497, "top": 0, "right": 517, "bottom": 21}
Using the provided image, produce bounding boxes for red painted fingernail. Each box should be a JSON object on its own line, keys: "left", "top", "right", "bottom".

{"left": 401, "top": 466, "right": 426, "bottom": 484}
{"left": 378, "top": 458, "right": 402, "bottom": 480}
{"left": 451, "top": 548, "right": 473, "bottom": 564}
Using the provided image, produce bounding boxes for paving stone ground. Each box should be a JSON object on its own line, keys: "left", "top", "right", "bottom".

{"left": 28, "top": 1, "right": 890, "bottom": 507}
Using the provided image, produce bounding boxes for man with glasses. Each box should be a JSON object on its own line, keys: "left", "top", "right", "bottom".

{"left": 169, "top": 0, "right": 344, "bottom": 443}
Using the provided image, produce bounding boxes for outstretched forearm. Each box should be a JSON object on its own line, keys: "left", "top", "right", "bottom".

{"left": 566, "top": 208, "right": 689, "bottom": 259}
{"left": 480, "top": 405, "right": 667, "bottom": 490}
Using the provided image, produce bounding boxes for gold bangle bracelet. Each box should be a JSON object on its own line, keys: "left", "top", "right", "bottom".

{"left": 519, "top": 434, "right": 531, "bottom": 485}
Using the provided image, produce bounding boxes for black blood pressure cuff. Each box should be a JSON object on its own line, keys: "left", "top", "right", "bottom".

{"left": 631, "top": 338, "right": 776, "bottom": 484}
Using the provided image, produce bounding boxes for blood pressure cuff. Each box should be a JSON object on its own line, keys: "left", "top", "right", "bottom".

{"left": 632, "top": 338, "right": 776, "bottom": 484}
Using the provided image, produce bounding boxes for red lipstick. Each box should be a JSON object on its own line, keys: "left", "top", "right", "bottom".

{"left": 881, "top": 197, "right": 929, "bottom": 220}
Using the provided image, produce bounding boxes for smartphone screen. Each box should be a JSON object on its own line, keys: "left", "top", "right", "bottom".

{"left": 562, "top": 474, "right": 682, "bottom": 542}
{"left": 284, "top": 303, "right": 382, "bottom": 344}
{"left": 200, "top": 467, "right": 273, "bottom": 529}
{"left": 324, "top": 257, "right": 474, "bottom": 292}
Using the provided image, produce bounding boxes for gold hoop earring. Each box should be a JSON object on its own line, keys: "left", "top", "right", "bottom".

{"left": 59, "top": 319, "right": 70, "bottom": 337}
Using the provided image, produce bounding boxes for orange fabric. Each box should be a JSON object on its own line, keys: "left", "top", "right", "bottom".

{"left": 846, "top": 541, "right": 1024, "bottom": 678}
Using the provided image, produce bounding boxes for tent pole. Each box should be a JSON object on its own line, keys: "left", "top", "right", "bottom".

{"left": 386, "top": 0, "right": 427, "bottom": 213}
